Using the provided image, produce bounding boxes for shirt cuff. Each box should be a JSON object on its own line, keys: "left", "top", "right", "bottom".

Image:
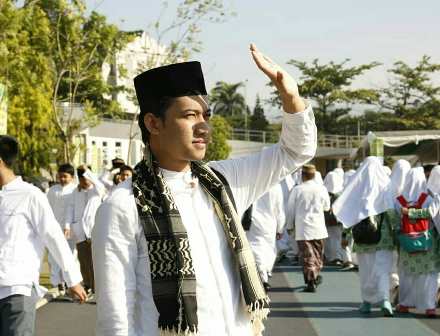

{"left": 63, "top": 265, "right": 83, "bottom": 288}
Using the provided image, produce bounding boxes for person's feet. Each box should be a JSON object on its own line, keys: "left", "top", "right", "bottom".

{"left": 396, "top": 304, "right": 410, "bottom": 313}
{"left": 303, "top": 282, "right": 316, "bottom": 293}
{"left": 340, "top": 262, "right": 357, "bottom": 271}
{"left": 57, "top": 283, "right": 66, "bottom": 296}
{"left": 263, "top": 282, "right": 271, "bottom": 292}
{"left": 359, "top": 301, "right": 371, "bottom": 314}
{"left": 381, "top": 300, "right": 394, "bottom": 317}
{"left": 425, "top": 309, "right": 436, "bottom": 318}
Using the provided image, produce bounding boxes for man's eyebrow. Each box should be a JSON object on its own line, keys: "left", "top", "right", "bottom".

{"left": 182, "top": 108, "right": 212, "bottom": 114}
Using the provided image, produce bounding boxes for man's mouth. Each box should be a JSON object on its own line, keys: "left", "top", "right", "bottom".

{"left": 192, "top": 138, "right": 208, "bottom": 144}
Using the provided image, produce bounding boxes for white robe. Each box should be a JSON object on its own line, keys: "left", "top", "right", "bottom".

{"left": 47, "top": 182, "right": 77, "bottom": 286}
{"left": 246, "top": 184, "right": 285, "bottom": 283}
{"left": 357, "top": 250, "right": 393, "bottom": 304}
{"left": 92, "top": 107, "right": 317, "bottom": 336}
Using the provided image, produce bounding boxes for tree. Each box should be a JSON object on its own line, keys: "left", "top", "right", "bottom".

{"left": 268, "top": 59, "right": 380, "bottom": 133}
{"left": 249, "top": 95, "right": 268, "bottom": 131}
{"left": 32, "top": 0, "right": 128, "bottom": 162}
{"left": 379, "top": 56, "right": 440, "bottom": 129}
{"left": 126, "top": 0, "right": 233, "bottom": 162}
{"left": 210, "top": 81, "right": 247, "bottom": 117}
{"left": 204, "top": 115, "right": 231, "bottom": 161}
{"left": 0, "top": 1, "right": 60, "bottom": 176}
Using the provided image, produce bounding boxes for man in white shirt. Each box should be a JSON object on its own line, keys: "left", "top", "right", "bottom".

{"left": 286, "top": 164, "right": 330, "bottom": 293}
{"left": 92, "top": 44, "right": 317, "bottom": 336}
{"left": 246, "top": 183, "right": 285, "bottom": 291}
{"left": 65, "top": 165, "right": 102, "bottom": 295}
{"left": 47, "top": 163, "right": 77, "bottom": 294}
{"left": 0, "top": 135, "right": 86, "bottom": 336}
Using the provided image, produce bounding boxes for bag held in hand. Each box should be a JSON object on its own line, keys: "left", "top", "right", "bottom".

{"left": 352, "top": 214, "right": 383, "bottom": 245}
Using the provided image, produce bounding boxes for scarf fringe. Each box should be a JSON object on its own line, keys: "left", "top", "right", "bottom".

{"left": 249, "top": 299, "right": 270, "bottom": 336}
{"left": 159, "top": 326, "right": 199, "bottom": 336}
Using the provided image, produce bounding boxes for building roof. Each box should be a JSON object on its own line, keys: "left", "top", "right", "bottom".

{"left": 85, "top": 119, "right": 142, "bottom": 141}
{"left": 356, "top": 130, "right": 440, "bottom": 163}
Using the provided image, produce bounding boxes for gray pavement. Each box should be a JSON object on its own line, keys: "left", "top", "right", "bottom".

{"left": 36, "top": 301, "right": 96, "bottom": 336}
{"left": 35, "top": 262, "right": 440, "bottom": 336}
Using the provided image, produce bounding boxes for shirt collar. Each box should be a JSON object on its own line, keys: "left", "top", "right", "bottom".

{"left": 1, "top": 176, "right": 23, "bottom": 191}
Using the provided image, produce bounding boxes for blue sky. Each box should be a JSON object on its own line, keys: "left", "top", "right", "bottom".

{"left": 85, "top": 0, "right": 440, "bottom": 116}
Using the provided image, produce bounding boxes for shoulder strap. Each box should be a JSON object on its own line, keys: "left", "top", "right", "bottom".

{"left": 416, "top": 193, "right": 428, "bottom": 207}
{"left": 397, "top": 195, "right": 407, "bottom": 207}
{"left": 211, "top": 168, "right": 237, "bottom": 212}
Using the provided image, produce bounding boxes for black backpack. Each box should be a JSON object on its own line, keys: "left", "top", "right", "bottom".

{"left": 352, "top": 214, "right": 384, "bottom": 245}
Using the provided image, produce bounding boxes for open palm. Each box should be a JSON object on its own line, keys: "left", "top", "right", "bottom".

{"left": 250, "top": 44, "right": 305, "bottom": 113}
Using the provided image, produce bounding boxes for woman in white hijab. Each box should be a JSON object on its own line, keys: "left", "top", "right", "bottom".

{"left": 323, "top": 171, "right": 344, "bottom": 265}
{"left": 390, "top": 160, "right": 411, "bottom": 197}
{"left": 333, "top": 157, "right": 398, "bottom": 316}
{"left": 427, "top": 166, "right": 440, "bottom": 195}
{"left": 395, "top": 167, "right": 439, "bottom": 317}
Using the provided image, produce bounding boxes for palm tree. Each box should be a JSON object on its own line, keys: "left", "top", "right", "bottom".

{"left": 210, "top": 81, "right": 247, "bottom": 117}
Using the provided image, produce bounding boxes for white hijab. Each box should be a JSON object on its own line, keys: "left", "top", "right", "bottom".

{"left": 427, "top": 166, "right": 440, "bottom": 195}
{"left": 390, "top": 159, "right": 411, "bottom": 197}
{"left": 400, "top": 167, "right": 427, "bottom": 204}
{"left": 383, "top": 166, "right": 392, "bottom": 176}
{"left": 332, "top": 157, "right": 394, "bottom": 228}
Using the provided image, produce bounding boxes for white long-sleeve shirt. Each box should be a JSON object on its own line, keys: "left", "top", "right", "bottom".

{"left": 92, "top": 106, "right": 317, "bottom": 336}
{"left": 47, "top": 182, "right": 77, "bottom": 229}
{"left": 286, "top": 179, "right": 330, "bottom": 241}
{"left": 65, "top": 186, "right": 102, "bottom": 243}
{"left": 246, "top": 184, "right": 286, "bottom": 273}
{"left": 0, "top": 177, "right": 82, "bottom": 299}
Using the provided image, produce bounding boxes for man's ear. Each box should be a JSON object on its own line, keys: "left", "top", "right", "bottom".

{"left": 144, "top": 113, "right": 163, "bottom": 135}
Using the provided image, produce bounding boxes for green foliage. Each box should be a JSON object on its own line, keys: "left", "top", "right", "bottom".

{"left": 210, "top": 81, "right": 247, "bottom": 117}
{"left": 249, "top": 95, "right": 268, "bottom": 131}
{"left": 268, "top": 59, "right": 380, "bottom": 133}
{"left": 34, "top": 0, "right": 129, "bottom": 161}
{"left": 379, "top": 56, "right": 440, "bottom": 129}
{"left": 0, "top": 1, "right": 59, "bottom": 176}
{"left": 204, "top": 115, "right": 231, "bottom": 161}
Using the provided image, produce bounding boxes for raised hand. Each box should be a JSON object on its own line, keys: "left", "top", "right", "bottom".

{"left": 250, "top": 43, "right": 305, "bottom": 113}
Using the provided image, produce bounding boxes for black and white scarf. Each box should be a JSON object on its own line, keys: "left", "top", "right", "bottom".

{"left": 132, "top": 147, "right": 269, "bottom": 335}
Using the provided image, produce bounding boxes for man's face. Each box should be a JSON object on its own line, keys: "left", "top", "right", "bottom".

{"left": 147, "top": 95, "right": 211, "bottom": 170}
{"left": 120, "top": 169, "right": 132, "bottom": 182}
{"left": 58, "top": 172, "right": 73, "bottom": 186}
{"left": 79, "top": 176, "right": 92, "bottom": 190}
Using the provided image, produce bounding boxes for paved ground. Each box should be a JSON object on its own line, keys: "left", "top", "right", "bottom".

{"left": 265, "top": 262, "right": 440, "bottom": 336}
{"left": 36, "top": 261, "right": 440, "bottom": 336}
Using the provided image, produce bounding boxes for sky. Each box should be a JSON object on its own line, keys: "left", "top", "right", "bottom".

{"left": 85, "top": 0, "right": 440, "bottom": 117}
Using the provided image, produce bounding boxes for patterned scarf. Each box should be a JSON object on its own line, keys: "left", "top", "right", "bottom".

{"left": 132, "top": 147, "right": 269, "bottom": 335}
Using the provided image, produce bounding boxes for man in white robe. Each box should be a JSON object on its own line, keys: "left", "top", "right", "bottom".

{"left": 246, "top": 183, "right": 285, "bottom": 290}
{"left": 286, "top": 164, "right": 330, "bottom": 292}
{"left": 66, "top": 166, "right": 103, "bottom": 295}
{"left": 0, "top": 136, "right": 86, "bottom": 335}
{"left": 47, "top": 163, "right": 78, "bottom": 293}
{"left": 92, "top": 45, "right": 316, "bottom": 336}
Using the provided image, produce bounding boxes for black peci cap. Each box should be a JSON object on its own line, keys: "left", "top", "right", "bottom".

{"left": 134, "top": 61, "right": 207, "bottom": 117}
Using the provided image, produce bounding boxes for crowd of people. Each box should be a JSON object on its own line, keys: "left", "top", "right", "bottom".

{"left": 1, "top": 43, "right": 439, "bottom": 336}
{"left": 246, "top": 158, "right": 440, "bottom": 318}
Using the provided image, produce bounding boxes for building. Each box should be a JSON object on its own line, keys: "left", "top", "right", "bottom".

{"left": 72, "top": 31, "right": 168, "bottom": 172}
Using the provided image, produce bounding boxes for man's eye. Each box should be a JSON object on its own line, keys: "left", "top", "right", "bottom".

{"left": 186, "top": 113, "right": 196, "bottom": 118}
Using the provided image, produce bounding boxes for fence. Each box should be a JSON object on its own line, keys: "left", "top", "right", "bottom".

{"left": 229, "top": 128, "right": 362, "bottom": 149}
